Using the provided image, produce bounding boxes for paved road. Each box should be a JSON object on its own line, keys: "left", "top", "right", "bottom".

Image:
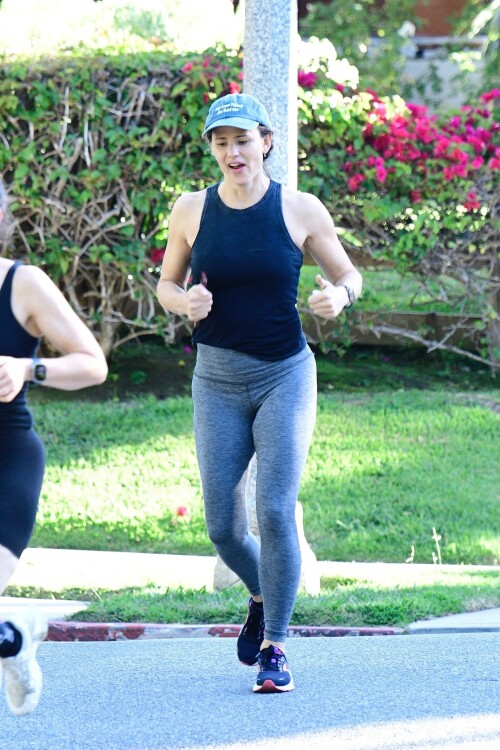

{"left": 2, "top": 633, "right": 499, "bottom": 750}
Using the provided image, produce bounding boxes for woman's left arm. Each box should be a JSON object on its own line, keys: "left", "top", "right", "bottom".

{"left": 0, "top": 266, "right": 108, "bottom": 400}
{"left": 300, "top": 193, "right": 362, "bottom": 320}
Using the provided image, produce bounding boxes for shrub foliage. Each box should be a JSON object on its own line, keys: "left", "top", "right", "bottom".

{"left": 0, "top": 46, "right": 498, "bottom": 364}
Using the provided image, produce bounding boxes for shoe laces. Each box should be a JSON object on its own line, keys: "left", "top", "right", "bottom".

{"left": 258, "top": 646, "right": 287, "bottom": 673}
{"left": 241, "top": 600, "right": 264, "bottom": 640}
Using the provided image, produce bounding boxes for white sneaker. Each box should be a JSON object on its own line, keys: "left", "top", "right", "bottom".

{"left": 2, "top": 609, "right": 48, "bottom": 716}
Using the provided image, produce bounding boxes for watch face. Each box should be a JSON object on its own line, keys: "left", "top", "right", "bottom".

{"left": 34, "top": 363, "right": 47, "bottom": 382}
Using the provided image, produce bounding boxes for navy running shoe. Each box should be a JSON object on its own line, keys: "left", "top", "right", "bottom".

{"left": 237, "top": 598, "right": 265, "bottom": 666}
{"left": 253, "top": 645, "right": 294, "bottom": 693}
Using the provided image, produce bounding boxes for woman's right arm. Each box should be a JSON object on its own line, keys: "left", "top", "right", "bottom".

{"left": 157, "top": 194, "right": 212, "bottom": 323}
{"left": 0, "top": 266, "right": 108, "bottom": 402}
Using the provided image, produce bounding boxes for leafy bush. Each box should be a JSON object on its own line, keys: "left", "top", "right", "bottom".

{"left": 0, "top": 48, "right": 235, "bottom": 353}
{"left": 296, "top": 67, "right": 499, "bottom": 366}
{"left": 0, "top": 44, "right": 498, "bottom": 364}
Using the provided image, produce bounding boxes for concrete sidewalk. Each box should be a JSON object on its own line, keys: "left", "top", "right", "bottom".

{"left": 2, "top": 547, "right": 499, "bottom": 639}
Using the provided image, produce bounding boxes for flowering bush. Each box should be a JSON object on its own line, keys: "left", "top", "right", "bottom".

{"left": 1, "top": 45, "right": 498, "bottom": 364}
{"left": 298, "top": 77, "right": 499, "bottom": 261}
{"left": 297, "top": 70, "right": 499, "bottom": 366}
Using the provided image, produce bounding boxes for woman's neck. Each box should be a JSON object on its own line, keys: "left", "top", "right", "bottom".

{"left": 218, "top": 175, "right": 271, "bottom": 209}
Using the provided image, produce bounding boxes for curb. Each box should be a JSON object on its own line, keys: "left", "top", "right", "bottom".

{"left": 47, "top": 621, "right": 404, "bottom": 642}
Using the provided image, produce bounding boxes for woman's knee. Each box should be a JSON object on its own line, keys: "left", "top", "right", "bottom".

{"left": 206, "top": 523, "right": 243, "bottom": 549}
{"left": 257, "top": 503, "right": 296, "bottom": 539}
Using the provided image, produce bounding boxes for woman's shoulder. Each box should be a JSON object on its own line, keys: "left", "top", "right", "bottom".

{"left": 0, "top": 259, "right": 45, "bottom": 290}
{"left": 281, "top": 185, "right": 326, "bottom": 217}
{"left": 14, "top": 262, "right": 49, "bottom": 286}
{"left": 175, "top": 188, "right": 208, "bottom": 212}
{"left": 12, "top": 264, "right": 60, "bottom": 310}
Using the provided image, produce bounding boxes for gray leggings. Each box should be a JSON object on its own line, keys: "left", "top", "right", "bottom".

{"left": 192, "top": 343, "right": 317, "bottom": 642}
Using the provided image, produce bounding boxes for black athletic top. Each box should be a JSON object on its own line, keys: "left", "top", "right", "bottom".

{"left": 0, "top": 262, "right": 39, "bottom": 428}
{"left": 190, "top": 180, "right": 306, "bottom": 361}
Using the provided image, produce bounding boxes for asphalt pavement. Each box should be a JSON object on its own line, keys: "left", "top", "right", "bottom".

{"left": 2, "top": 548, "right": 500, "bottom": 749}
{"left": 1, "top": 633, "right": 499, "bottom": 750}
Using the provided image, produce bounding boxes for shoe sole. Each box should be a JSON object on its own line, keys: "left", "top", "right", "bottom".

{"left": 8, "top": 659, "right": 43, "bottom": 716}
{"left": 253, "top": 678, "right": 295, "bottom": 693}
{"left": 4, "top": 611, "right": 48, "bottom": 716}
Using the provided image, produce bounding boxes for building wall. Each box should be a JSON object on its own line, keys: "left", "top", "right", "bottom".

{"left": 413, "top": 0, "right": 468, "bottom": 36}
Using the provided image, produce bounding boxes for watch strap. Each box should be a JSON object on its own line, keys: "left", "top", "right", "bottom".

{"left": 341, "top": 284, "right": 356, "bottom": 308}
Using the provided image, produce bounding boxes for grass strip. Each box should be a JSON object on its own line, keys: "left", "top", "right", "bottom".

{"left": 7, "top": 567, "right": 500, "bottom": 629}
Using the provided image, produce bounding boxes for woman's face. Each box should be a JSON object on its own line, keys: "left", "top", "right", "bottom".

{"left": 209, "top": 126, "right": 272, "bottom": 184}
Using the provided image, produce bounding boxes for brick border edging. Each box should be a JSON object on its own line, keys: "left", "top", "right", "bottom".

{"left": 47, "top": 622, "right": 403, "bottom": 642}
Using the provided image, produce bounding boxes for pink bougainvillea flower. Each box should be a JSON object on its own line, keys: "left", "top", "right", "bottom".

{"left": 466, "top": 134, "right": 487, "bottom": 153}
{"left": 347, "top": 174, "right": 365, "bottom": 192}
{"left": 476, "top": 127, "right": 492, "bottom": 143}
{"left": 298, "top": 70, "right": 318, "bottom": 88}
{"left": 202, "top": 92, "right": 210, "bottom": 105}
{"left": 434, "top": 138, "right": 451, "bottom": 158}
{"left": 375, "top": 164, "right": 388, "bottom": 183}
{"left": 181, "top": 62, "right": 193, "bottom": 73}
{"left": 415, "top": 120, "right": 435, "bottom": 144}
{"left": 410, "top": 190, "right": 423, "bottom": 204}
{"left": 365, "top": 88, "right": 382, "bottom": 103}
{"left": 176, "top": 506, "right": 189, "bottom": 517}
{"left": 480, "top": 88, "right": 500, "bottom": 102}
{"left": 228, "top": 81, "right": 241, "bottom": 94}
{"left": 390, "top": 116, "right": 412, "bottom": 139}
{"left": 463, "top": 191, "right": 480, "bottom": 211}
{"left": 407, "top": 102, "right": 428, "bottom": 118}
{"left": 489, "top": 157, "right": 500, "bottom": 169}
{"left": 150, "top": 248, "right": 165, "bottom": 266}
{"left": 373, "top": 102, "right": 387, "bottom": 120}
{"left": 450, "top": 148, "right": 469, "bottom": 164}
{"left": 471, "top": 155, "right": 485, "bottom": 169}
{"left": 183, "top": 345, "right": 193, "bottom": 354}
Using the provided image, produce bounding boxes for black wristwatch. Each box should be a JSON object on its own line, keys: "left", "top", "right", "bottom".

{"left": 31, "top": 358, "right": 47, "bottom": 384}
{"left": 341, "top": 284, "right": 356, "bottom": 308}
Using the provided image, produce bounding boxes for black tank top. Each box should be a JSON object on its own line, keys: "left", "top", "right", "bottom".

{"left": 191, "top": 180, "right": 306, "bottom": 361}
{"left": 0, "top": 262, "right": 39, "bottom": 428}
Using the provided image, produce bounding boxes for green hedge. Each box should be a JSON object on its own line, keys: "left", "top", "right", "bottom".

{"left": 1, "top": 46, "right": 498, "bottom": 363}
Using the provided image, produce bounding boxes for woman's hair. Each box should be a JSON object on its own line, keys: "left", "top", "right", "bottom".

{"left": 258, "top": 126, "right": 274, "bottom": 178}
{"left": 0, "top": 178, "right": 15, "bottom": 252}
{"left": 259, "top": 126, "right": 274, "bottom": 162}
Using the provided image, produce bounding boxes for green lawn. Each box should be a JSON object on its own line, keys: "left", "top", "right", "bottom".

{"left": 13, "top": 346, "right": 498, "bottom": 628}
{"left": 30, "top": 389, "right": 499, "bottom": 566}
